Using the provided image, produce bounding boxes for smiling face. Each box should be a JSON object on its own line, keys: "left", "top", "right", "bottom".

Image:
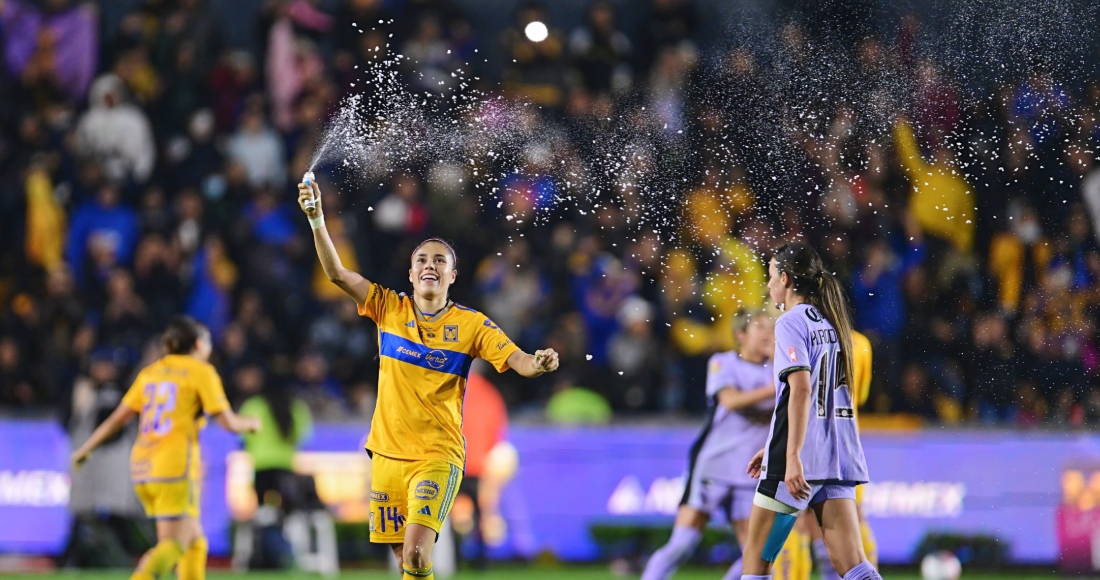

{"left": 409, "top": 241, "right": 457, "bottom": 299}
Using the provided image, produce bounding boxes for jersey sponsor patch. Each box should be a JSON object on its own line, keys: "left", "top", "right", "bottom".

{"left": 370, "top": 490, "right": 390, "bottom": 502}
{"left": 788, "top": 346, "right": 798, "bottom": 362}
{"left": 418, "top": 505, "right": 432, "bottom": 516}
{"left": 415, "top": 480, "right": 440, "bottom": 500}
{"left": 425, "top": 350, "right": 448, "bottom": 369}
{"left": 443, "top": 325, "right": 458, "bottom": 342}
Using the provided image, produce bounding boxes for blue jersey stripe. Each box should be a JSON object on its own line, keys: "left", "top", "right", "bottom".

{"left": 378, "top": 332, "right": 474, "bottom": 378}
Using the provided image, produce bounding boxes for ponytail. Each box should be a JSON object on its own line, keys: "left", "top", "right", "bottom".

{"left": 773, "top": 242, "right": 855, "bottom": 385}
{"left": 162, "top": 315, "right": 208, "bottom": 355}
{"left": 814, "top": 271, "right": 855, "bottom": 389}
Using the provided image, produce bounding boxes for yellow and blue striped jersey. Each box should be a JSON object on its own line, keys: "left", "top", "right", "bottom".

{"left": 121, "top": 355, "right": 230, "bottom": 482}
{"left": 359, "top": 282, "right": 520, "bottom": 468}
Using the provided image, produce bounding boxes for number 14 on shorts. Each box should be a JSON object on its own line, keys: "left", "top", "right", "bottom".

{"left": 370, "top": 506, "right": 406, "bottom": 533}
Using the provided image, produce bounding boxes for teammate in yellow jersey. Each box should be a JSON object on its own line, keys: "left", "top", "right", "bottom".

{"left": 298, "top": 180, "right": 559, "bottom": 580}
{"left": 772, "top": 331, "right": 877, "bottom": 580}
{"left": 71, "top": 316, "right": 261, "bottom": 580}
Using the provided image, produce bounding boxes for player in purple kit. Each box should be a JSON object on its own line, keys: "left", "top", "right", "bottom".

{"left": 741, "top": 241, "right": 882, "bottom": 580}
{"left": 642, "top": 307, "right": 776, "bottom": 580}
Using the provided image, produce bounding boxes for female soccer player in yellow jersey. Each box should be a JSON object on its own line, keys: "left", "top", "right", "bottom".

{"left": 298, "top": 180, "right": 559, "bottom": 580}
{"left": 71, "top": 317, "right": 261, "bottom": 580}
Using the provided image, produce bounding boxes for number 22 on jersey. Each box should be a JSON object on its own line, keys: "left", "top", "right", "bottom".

{"left": 140, "top": 382, "right": 178, "bottom": 436}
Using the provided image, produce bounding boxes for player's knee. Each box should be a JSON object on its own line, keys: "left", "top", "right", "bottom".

{"left": 402, "top": 544, "right": 431, "bottom": 569}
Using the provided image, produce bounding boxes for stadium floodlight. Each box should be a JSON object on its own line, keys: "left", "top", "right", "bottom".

{"left": 525, "top": 21, "right": 549, "bottom": 42}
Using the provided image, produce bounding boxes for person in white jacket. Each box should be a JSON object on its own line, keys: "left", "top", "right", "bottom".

{"left": 75, "top": 74, "right": 156, "bottom": 184}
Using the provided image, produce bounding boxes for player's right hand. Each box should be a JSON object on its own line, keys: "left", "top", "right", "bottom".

{"left": 298, "top": 181, "right": 322, "bottom": 218}
{"left": 785, "top": 455, "right": 812, "bottom": 501}
{"left": 747, "top": 448, "right": 764, "bottom": 479}
{"left": 71, "top": 450, "right": 89, "bottom": 473}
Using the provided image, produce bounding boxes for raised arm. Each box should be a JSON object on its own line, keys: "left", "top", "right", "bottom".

{"left": 298, "top": 181, "right": 372, "bottom": 305}
{"left": 71, "top": 404, "right": 137, "bottom": 469}
{"left": 506, "top": 348, "right": 560, "bottom": 378}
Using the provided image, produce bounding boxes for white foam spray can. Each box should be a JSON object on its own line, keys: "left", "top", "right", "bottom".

{"left": 302, "top": 171, "right": 316, "bottom": 210}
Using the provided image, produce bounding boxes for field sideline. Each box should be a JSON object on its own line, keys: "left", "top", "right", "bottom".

{"left": 0, "top": 568, "right": 1060, "bottom": 580}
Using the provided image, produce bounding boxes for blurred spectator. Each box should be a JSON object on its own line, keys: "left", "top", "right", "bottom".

{"left": 546, "top": 375, "right": 612, "bottom": 425}
{"left": 893, "top": 362, "right": 938, "bottom": 420}
{"left": 968, "top": 312, "right": 1017, "bottom": 424}
{"left": 453, "top": 364, "right": 508, "bottom": 567}
{"left": 0, "top": 335, "right": 39, "bottom": 407}
{"left": 293, "top": 352, "right": 344, "bottom": 421}
{"left": 3, "top": 1, "right": 1100, "bottom": 429}
{"left": 608, "top": 297, "right": 662, "bottom": 411}
{"left": 1, "top": 0, "right": 97, "bottom": 102}
{"left": 641, "top": 0, "right": 697, "bottom": 72}
{"left": 893, "top": 117, "right": 975, "bottom": 252}
{"left": 240, "top": 384, "right": 314, "bottom": 507}
{"left": 75, "top": 74, "right": 156, "bottom": 184}
{"left": 500, "top": 2, "right": 567, "bottom": 108}
{"left": 65, "top": 183, "right": 140, "bottom": 284}
{"left": 569, "top": 1, "right": 632, "bottom": 95}
{"left": 227, "top": 103, "right": 287, "bottom": 189}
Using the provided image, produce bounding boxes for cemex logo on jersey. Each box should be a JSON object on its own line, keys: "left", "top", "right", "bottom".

{"left": 788, "top": 346, "right": 798, "bottom": 362}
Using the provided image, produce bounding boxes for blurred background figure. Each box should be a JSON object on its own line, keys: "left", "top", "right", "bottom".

{"left": 63, "top": 347, "right": 147, "bottom": 568}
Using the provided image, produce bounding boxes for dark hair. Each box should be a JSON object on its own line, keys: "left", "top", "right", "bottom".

{"left": 162, "top": 315, "right": 209, "bottom": 355}
{"left": 772, "top": 241, "right": 855, "bottom": 385}
{"left": 411, "top": 238, "right": 458, "bottom": 268}
{"left": 265, "top": 383, "right": 295, "bottom": 442}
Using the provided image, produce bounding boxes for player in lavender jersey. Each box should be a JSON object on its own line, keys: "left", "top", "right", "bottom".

{"left": 641, "top": 308, "right": 775, "bottom": 580}
{"left": 741, "top": 242, "right": 882, "bottom": 580}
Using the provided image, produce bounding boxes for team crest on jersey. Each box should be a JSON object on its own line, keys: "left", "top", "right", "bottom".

{"left": 443, "top": 325, "right": 459, "bottom": 342}
{"left": 788, "top": 347, "right": 798, "bottom": 362}
{"left": 415, "top": 480, "right": 440, "bottom": 500}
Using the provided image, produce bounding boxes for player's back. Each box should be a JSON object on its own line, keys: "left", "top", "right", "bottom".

{"left": 123, "top": 354, "right": 229, "bottom": 482}
{"left": 766, "top": 304, "right": 868, "bottom": 484}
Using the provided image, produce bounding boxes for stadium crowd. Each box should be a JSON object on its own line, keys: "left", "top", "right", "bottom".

{"left": 2, "top": 0, "right": 1100, "bottom": 428}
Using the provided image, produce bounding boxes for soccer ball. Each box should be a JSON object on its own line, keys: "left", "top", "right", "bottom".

{"left": 920, "top": 551, "right": 962, "bottom": 580}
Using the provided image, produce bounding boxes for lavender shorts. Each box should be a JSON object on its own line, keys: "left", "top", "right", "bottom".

{"left": 682, "top": 477, "right": 756, "bottom": 522}
{"left": 754, "top": 479, "right": 857, "bottom": 513}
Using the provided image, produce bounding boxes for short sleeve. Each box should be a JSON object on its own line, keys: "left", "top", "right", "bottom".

{"left": 474, "top": 316, "right": 521, "bottom": 373}
{"left": 705, "top": 354, "right": 734, "bottom": 397}
{"left": 196, "top": 365, "right": 230, "bottom": 416}
{"left": 357, "top": 282, "right": 402, "bottom": 323}
{"left": 121, "top": 375, "right": 147, "bottom": 412}
{"left": 774, "top": 315, "right": 811, "bottom": 382}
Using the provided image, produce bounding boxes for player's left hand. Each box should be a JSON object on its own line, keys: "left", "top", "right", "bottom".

{"left": 747, "top": 448, "right": 764, "bottom": 479}
{"left": 534, "top": 349, "right": 559, "bottom": 374}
